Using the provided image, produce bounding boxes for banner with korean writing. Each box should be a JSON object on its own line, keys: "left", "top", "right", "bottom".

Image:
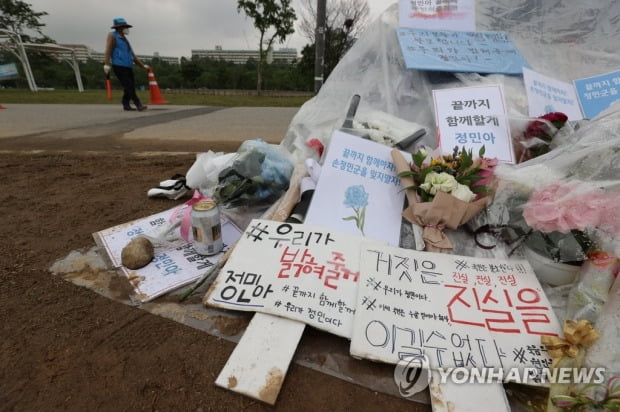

{"left": 574, "top": 69, "right": 620, "bottom": 119}
{"left": 396, "top": 28, "right": 528, "bottom": 74}
{"left": 94, "top": 205, "right": 242, "bottom": 303}
{"left": 433, "top": 85, "right": 515, "bottom": 163}
{"left": 350, "top": 241, "right": 562, "bottom": 385}
{"left": 205, "top": 219, "right": 363, "bottom": 338}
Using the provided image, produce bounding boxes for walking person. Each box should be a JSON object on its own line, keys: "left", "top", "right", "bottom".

{"left": 104, "top": 17, "right": 148, "bottom": 111}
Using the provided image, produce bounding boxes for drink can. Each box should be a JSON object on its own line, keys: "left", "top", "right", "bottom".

{"left": 191, "top": 200, "right": 223, "bottom": 256}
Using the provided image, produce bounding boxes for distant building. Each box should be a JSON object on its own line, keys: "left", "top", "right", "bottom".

{"left": 191, "top": 45, "right": 298, "bottom": 64}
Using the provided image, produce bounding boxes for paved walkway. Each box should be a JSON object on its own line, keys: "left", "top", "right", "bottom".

{"left": 0, "top": 104, "right": 299, "bottom": 144}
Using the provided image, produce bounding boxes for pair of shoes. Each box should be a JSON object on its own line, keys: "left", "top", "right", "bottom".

{"left": 147, "top": 174, "right": 192, "bottom": 200}
{"left": 123, "top": 107, "right": 136, "bottom": 111}
{"left": 137, "top": 105, "right": 148, "bottom": 112}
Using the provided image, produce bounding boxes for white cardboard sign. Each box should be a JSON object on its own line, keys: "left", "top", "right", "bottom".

{"left": 522, "top": 67, "right": 583, "bottom": 121}
{"left": 350, "top": 241, "right": 562, "bottom": 385}
{"left": 304, "top": 130, "right": 406, "bottom": 247}
{"left": 433, "top": 85, "right": 515, "bottom": 163}
{"left": 205, "top": 219, "right": 364, "bottom": 338}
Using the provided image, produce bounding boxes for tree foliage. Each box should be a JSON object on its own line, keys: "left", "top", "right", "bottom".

{"left": 297, "top": 0, "right": 369, "bottom": 43}
{"left": 0, "top": 0, "right": 48, "bottom": 42}
{"left": 237, "top": 0, "right": 296, "bottom": 94}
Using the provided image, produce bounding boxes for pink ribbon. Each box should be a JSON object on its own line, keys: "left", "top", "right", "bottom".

{"left": 169, "top": 190, "right": 212, "bottom": 241}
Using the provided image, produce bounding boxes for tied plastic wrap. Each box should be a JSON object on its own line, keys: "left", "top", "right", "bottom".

{"left": 565, "top": 252, "right": 619, "bottom": 324}
{"left": 477, "top": 105, "right": 620, "bottom": 266}
{"left": 213, "top": 139, "right": 294, "bottom": 209}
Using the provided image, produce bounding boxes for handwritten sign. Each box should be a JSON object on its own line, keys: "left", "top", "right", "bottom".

{"left": 522, "top": 67, "right": 583, "bottom": 121}
{"left": 433, "top": 85, "right": 514, "bottom": 163}
{"left": 399, "top": 0, "right": 476, "bottom": 32}
{"left": 304, "top": 130, "right": 406, "bottom": 247}
{"left": 574, "top": 70, "right": 620, "bottom": 119}
{"left": 205, "top": 219, "right": 364, "bottom": 338}
{"left": 350, "top": 241, "right": 562, "bottom": 384}
{"left": 396, "top": 28, "right": 528, "bottom": 74}
{"left": 94, "top": 206, "right": 242, "bottom": 302}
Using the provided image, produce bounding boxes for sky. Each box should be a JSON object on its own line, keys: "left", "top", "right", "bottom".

{"left": 24, "top": 0, "right": 396, "bottom": 58}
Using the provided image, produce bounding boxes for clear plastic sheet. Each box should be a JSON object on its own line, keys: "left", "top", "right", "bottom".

{"left": 282, "top": 0, "right": 620, "bottom": 162}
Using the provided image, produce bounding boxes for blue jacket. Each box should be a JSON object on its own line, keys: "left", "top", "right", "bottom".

{"left": 111, "top": 32, "right": 134, "bottom": 67}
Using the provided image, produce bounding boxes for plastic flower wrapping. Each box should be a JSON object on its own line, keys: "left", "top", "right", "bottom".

{"left": 516, "top": 112, "right": 570, "bottom": 162}
{"left": 473, "top": 106, "right": 620, "bottom": 409}
{"left": 392, "top": 145, "right": 497, "bottom": 253}
{"left": 213, "top": 139, "right": 294, "bottom": 209}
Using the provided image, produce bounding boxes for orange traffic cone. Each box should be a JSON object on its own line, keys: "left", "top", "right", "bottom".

{"left": 147, "top": 68, "right": 168, "bottom": 105}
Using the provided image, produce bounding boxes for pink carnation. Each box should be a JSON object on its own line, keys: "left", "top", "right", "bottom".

{"left": 523, "top": 182, "right": 620, "bottom": 234}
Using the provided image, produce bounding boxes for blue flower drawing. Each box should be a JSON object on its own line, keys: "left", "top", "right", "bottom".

{"left": 342, "top": 185, "right": 369, "bottom": 235}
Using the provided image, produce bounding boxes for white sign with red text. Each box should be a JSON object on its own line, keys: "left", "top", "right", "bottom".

{"left": 205, "top": 219, "right": 365, "bottom": 338}
{"left": 350, "top": 242, "right": 562, "bottom": 385}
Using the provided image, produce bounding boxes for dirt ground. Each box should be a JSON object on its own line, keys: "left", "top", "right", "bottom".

{"left": 0, "top": 133, "right": 432, "bottom": 411}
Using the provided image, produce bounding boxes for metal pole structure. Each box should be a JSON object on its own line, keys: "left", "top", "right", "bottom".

{"left": 314, "top": 0, "right": 326, "bottom": 94}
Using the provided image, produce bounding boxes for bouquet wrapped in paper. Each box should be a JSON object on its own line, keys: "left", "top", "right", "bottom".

{"left": 391, "top": 146, "right": 497, "bottom": 253}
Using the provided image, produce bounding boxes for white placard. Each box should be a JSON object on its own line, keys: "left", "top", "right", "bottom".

{"left": 522, "top": 67, "right": 583, "bottom": 121}
{"left": 350, "top": 241, "right": 562, "bottom": 385}
{"left": 399, "top": 0, "right": 476, "bottom": 32}
{"left": 94, "top": 206, "right": 242, "bottom": 302}
{"left": 205, "top": 219, "right": 364, "bottom": 338}
{"left": 304, "top": 130, "right": 406, "bottom": 247}
{"left": 433, "top": 85, "right": 515, "bottom": 163}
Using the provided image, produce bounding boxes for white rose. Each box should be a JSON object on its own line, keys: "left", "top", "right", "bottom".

{"left": 451, "top": 183, "right": 477, "bottom": 202}
{"left": 420, "top": 172, "right": 458, "bottom": 195}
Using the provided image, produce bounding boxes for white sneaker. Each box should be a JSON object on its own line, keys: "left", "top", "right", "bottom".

{"left": 147, "top": 175, "right": 191, "bottom": 200}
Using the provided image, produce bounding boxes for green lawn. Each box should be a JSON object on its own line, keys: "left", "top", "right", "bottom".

{"left": 0, "top": 89, "right": 313, "bottom": 107}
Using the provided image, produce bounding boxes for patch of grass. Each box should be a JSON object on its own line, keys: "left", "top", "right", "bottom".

{"left": 0, "top": 89, "right": 313, "bottom": 107}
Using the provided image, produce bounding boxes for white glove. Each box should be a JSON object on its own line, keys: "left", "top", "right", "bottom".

{"left": 103, "top": 64, "right": 111, "bottom": 75}
{"left": 143, "top": 64, "right": 150, "bottom": 70}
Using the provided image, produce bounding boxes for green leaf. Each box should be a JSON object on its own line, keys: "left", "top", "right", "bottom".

{"left": 412, "top": 151, "right": 426, "bottom": 168}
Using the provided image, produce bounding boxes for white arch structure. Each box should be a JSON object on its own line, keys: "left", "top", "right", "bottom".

{"left": 0, "top": 28, "right": 83, "bottom": 92}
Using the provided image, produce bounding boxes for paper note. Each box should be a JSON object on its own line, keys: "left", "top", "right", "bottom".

{"left": 396, "top": 28, "right": 528, "bottom": 74}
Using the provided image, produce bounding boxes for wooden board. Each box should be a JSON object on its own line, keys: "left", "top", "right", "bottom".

{"left": 214, "top": 313, "right": 305, "bottom": 405}
{"left": 429, "top": 372, "right": 510, "bottom": 411}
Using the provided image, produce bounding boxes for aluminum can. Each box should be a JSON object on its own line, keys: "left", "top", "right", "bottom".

{"left": 191, "top": 200, "right": 223, "bottom": 256}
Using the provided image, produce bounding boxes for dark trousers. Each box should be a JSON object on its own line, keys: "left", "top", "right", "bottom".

{"left": 112, "top": 65, "right": 143, "bottom": 109}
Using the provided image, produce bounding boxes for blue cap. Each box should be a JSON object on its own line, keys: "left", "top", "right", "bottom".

{"left": 111, "top": 18, "right": 132, "bottom": 29}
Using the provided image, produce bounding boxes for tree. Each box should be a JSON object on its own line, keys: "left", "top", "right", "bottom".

{"left": 0, "top": 0, "right": 48, "bottom": 41}
{"left": 237, "top": 0, "right": 296, "bottom": 94}
{"left": 297, "top": 0, "right": 369, "bottom": 44}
